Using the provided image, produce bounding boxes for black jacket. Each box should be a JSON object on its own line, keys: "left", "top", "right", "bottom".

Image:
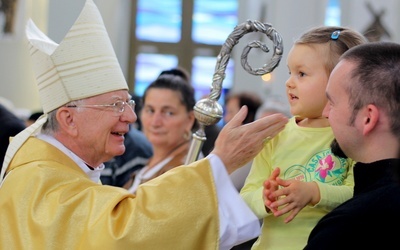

{"left": 0, "top": 104, "right": 26, "bottom": 168}
{"left": 305, "top": 159, "right": 400, "bottom": 250}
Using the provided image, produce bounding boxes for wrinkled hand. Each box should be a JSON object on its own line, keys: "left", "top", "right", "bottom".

{"left": 265, "top": 176, "right": 320, "bottom": 223}
{"left": 211, "top": 106, "right": 288, "bottom": 174}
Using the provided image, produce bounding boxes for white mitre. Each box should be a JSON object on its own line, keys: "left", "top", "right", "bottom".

{"left": 0, "top": 0, "right": 128, "bottom": 181}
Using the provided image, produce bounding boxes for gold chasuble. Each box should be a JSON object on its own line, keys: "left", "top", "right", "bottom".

{"left": 0, "top": 138, "right": 219, "bottom": 249}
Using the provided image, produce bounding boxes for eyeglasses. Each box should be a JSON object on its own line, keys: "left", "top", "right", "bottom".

{"left": 65, "top": 100, "right": 135, "bottom": 116}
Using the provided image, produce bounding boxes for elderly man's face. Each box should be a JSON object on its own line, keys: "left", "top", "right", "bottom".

{"left": 70, "top": 90, "right": 136, "bottom": 165}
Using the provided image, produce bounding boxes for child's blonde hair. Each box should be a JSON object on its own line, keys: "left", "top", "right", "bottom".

{"left": 295, "top": 26, "right": 368, "bottom": 75}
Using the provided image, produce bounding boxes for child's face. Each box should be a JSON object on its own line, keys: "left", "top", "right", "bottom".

{"left": 285, "top": 44, "right": 329, "bottom": 119}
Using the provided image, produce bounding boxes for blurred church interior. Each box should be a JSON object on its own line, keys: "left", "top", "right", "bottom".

{"left": 0, "top": 0, "right": 396, "bottom": 118}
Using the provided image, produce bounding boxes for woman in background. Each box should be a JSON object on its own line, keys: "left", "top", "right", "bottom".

{"left": 127, "top": 68, "right": 198, "bottom": 193}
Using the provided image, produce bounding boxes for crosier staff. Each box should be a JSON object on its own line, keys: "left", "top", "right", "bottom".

{"left": 185, "top": 19, "right": 284, "bottom": 165}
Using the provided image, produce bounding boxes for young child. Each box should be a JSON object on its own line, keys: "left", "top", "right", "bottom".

{"left": 239, "top": 26, "right": 367, "bottom": 249}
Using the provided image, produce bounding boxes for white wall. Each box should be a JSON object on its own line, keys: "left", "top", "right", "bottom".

{"left": 0, "top": 0, "right": 130, "bottom": 116}
{"left": 342, "top": 0, "right": 400, "bottom": 41}
{"left": 1, "top": 0, "right": 400, "bottom": 116}
{"left": 47, "top": 0, "right": 131, "bottom": 76}
{"left": 232, "top": 0, "right": 328, "bottom": 102}
{"left": 0, "top": 0, "right": 48, "bottom": 116}
{"left": 231, "top": 0, "right": 400, "bottom": 103}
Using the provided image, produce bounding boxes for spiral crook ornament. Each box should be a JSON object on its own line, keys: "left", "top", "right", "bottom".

{"left": 185, "top": 20, "right": 283, "bottom": 164}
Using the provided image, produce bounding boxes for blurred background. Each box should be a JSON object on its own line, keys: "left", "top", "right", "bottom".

{"left": 0, "top": 0, "right": 397, "bottom": 118}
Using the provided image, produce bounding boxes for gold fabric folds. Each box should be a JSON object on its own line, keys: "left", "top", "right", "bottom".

{"left": 0, "top": 138, "right": 219, "bottom": 249}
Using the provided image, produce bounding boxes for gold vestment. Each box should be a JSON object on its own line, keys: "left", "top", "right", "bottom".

{"left": 0, "top": 138, "right": 219, "bottom": 249}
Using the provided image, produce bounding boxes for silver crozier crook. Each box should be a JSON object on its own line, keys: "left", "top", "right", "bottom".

{"left": 185, "top": 19, "right": 284, "bottom": 165}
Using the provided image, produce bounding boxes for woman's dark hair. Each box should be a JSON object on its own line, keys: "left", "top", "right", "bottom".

{"left": 142, "top": 67, "right": 198, "bottom": 130}
{"left": 159, "top": 68, "right": 190, "bottom": 82}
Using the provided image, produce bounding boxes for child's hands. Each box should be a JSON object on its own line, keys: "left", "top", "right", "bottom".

{"left": 263, "top": 168, "right": 281, "bottom": 214}
{"left": 263, "top": 169, "right": 321, "bottom": 223}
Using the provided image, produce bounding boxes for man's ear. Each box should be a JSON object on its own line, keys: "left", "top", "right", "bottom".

{"left": 362, "top": 104, "right": 379, "bottom": 135}
{"left": 56, "top": 107, "right": 78, "bottom": 136}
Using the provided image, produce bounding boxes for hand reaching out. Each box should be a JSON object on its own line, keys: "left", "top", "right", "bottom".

{"left": 263, "top": 167, "right": 321, "bottom": 223}
{"left": 212, "top": 106, "right": 288, "bottom": 174}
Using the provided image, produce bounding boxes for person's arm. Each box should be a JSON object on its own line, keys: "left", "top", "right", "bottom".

{"left": 207, "top": 154, "right": 260, "bottom": 248}
{"left": 208, "top": 106, "right": 288, "bottom": 248}
{"left": 211, "top": 106, "right": 288, "bottom": 174}
{"left": 240, "top": 145, "right": 275, "bottom": 218}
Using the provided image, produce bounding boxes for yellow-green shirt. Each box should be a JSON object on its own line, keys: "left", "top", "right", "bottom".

{"left": 241, "top": 117, "right": 355, "bottom": 250}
